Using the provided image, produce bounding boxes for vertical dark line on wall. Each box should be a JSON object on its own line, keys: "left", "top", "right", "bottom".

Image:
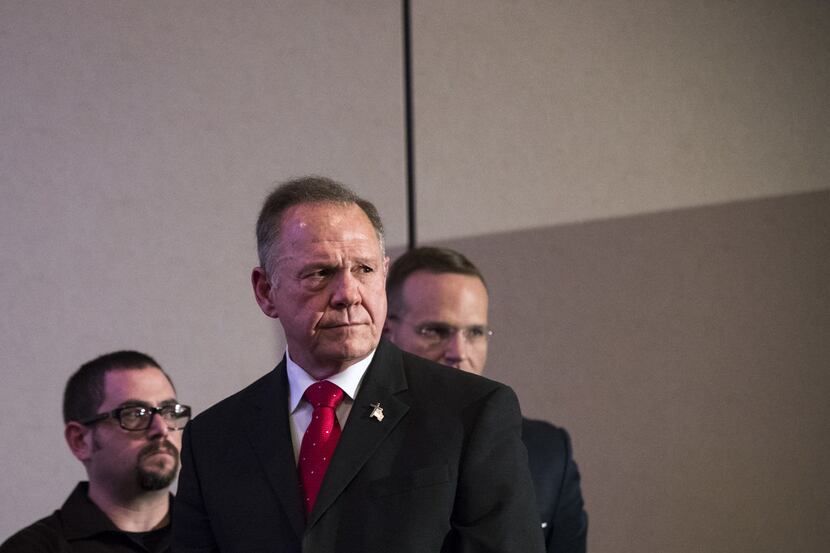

{"left": 402, "top": 0, "right": 417, "bottom": 250}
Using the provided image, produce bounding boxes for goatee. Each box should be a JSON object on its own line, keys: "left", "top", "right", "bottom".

{"left": 136, "top": 439, "right": 180, "bottom": 491}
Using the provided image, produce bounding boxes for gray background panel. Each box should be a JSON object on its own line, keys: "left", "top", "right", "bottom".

{"left": 2, "top": 1, "right": 829, "bottom": 551}
{"left": 429, "top": 190, "right": 829, "bottom": 552}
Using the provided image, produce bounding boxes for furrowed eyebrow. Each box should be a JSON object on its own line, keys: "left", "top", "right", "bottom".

{"left": 353, "top": 255, "right": 379, "bottom": 266}
{"left": 298, "top": 257, "right": 378, "bottom": 273}
{"left": 306, "top": 262, "right": 337, "bottom": 271}
{"left": 296, "top": 260, "right": 336, "bottom": 272}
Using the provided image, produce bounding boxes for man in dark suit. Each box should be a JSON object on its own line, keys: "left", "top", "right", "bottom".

{"left": 384, "top": 247, "right": 588, "bottom": 553}
{"left": 173, "top": 177, "right": 544, "bottom": 553}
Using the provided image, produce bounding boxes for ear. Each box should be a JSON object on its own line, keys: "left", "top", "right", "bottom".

{"left": 252, "top": 266, "right": 279, "bottom": 318}
{"left": 65, "top": 422, "right": 93, "bottom": 463}
{"left": 383, "top": 315, "right": 399, "bottom": 342}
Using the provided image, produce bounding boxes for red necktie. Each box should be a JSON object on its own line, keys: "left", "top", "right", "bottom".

{"left": 298, "top": 380, "right": 344, "bottom": 517}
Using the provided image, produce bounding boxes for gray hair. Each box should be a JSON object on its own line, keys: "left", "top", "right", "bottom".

{"left": 255, "top": 176, "right": 385, "bottom": 275}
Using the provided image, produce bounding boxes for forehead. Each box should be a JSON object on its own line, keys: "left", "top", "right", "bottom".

{"left": 100, "top": 367, "right": 176, "bottom": 409}
{"left": 400, "top": 271, "right": 489, "bottom": 323}
{"left": 275, "top": 202, "right": 382, "bottom": 262}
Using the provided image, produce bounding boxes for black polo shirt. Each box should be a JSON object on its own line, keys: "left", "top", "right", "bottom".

{"left": 0, "top": 482, "right": 171, "bottom": 553}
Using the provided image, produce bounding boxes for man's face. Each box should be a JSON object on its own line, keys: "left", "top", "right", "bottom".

{"left": 386, "top": 271, "right": 489, "bottom": 375}
{"left": 254, "top": 202, "right": 389, "bottom": 377}
{"left": 86, "top": 367, "right": 182, "bottom": 493}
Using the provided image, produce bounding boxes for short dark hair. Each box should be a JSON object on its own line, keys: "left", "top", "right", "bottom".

{"left": 63, "top": 351, "right": 173, "bottom": 423}
{"left": 255, "top": 175, "right": 385, "bottom": 273}
{"left": 386, "top": 246, "right": 487, "bottom": 316}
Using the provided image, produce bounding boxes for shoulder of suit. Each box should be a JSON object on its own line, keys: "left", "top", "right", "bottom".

{"left": 396, "top": 346, "right": 515, "bottom": 406}
{"left": 188, "top": 365, "right": 280, "bottom": 425}
{"left": 521, "top": 417, "right": 573, "bottom": 454}
{"left": 521, "top": 417, "right": 571, "bottom": 443}
{"left": 400, "top": 347, "right": 503, "bottom": 388}
{"left": 522, "top": 417, "right": 567, "bottom": 435}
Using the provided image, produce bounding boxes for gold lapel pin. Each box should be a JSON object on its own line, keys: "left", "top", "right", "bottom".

{"left": 369, "top": 403, "right": 384, "bottom": 421}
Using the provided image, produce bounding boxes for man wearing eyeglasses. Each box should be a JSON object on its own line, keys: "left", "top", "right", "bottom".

{"left": 384, "top": 247, "right": 588, "bottom": 553}
{"left": 0, "top": 350, "right": 191, "bottom": 553}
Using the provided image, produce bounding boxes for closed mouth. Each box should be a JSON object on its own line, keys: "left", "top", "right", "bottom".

{"left": 144, "top": 450, "right": 172, "bottom": 458}
{"left": 321, "top": 322, "right": 366, "bottom": 329}
{"left": 139, "top": 441, "right": 178, "bottom": 461}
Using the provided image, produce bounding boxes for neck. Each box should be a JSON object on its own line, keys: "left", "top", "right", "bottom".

{"left": 87, "top": 481, "right": 171, "bottom": 532}
{"left": 304, "top": 365, "right": 346, "bottom": 381}
{"left": 288, "top": 350, "right": 370, "bottom": 381}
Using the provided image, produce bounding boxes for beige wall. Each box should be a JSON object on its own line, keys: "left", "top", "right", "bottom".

{"left": 412, "top": 0, "right": 830, "bottom": 241}
{"left": 0, "top": 0, "right": 406, "bottom": 538}
{"left": 2, "top": 1, "right": 829, "bottom": 551}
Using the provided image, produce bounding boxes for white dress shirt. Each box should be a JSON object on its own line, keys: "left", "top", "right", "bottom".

{"left": 286, "top": 349, "right": 375, "bottom": 463}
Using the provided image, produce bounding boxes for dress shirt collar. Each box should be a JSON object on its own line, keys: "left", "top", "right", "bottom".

{"left": 286, "top": 348, "right": 376, "bottom": 413}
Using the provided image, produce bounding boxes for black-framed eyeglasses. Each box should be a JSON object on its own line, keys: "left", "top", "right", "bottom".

{"left": 79, "top": 403, "right": 192, "bottom": 431}
{"left": 413, "top": 322, "right": 494, "bottom": 347}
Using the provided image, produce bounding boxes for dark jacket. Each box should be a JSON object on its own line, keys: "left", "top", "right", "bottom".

{"left": 173, "top": 340, "right": 545, "bottom": 553}
{"left": 523, "top": 418, "right": 588, "bottom": 553}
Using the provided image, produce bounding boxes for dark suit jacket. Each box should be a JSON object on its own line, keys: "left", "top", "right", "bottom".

{"left": 522, "top": 419, "right": 588, "bottom": 553}
{"left": 173, "top": 340, "right": 544, "bottom": 553}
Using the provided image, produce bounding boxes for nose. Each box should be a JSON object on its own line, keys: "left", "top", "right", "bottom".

{"left": 330, "top": 270, "right": 361, "bottom": 308}
{"left": 441, "top": 332, "right": 469, "bottom": 367}
{"left": 146, "top": 412, "right": 171, "bottom": 439}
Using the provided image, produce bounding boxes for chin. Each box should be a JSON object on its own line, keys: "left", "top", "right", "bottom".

{"left": 345, "top": 328, "right": 376, "bottom": 345}
{"left": 137, "top": 467, "right": 178, "bottom": 491}
{"left": 326, "top": 336, "right": 376, "bottom": 362}
{"left": 457, "top": 365, "right": 480, "bottom": 375}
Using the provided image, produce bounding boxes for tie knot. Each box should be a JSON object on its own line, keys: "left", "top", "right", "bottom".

{"left": 303, "top": 380, "right": 344, "bottom": 409}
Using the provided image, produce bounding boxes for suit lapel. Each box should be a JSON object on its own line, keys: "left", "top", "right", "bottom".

{"left": 307, "top": 341, "right": 410, "bottom": 527}
{"left": 242, "top": 360, "right": 305, "bottom": 538}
